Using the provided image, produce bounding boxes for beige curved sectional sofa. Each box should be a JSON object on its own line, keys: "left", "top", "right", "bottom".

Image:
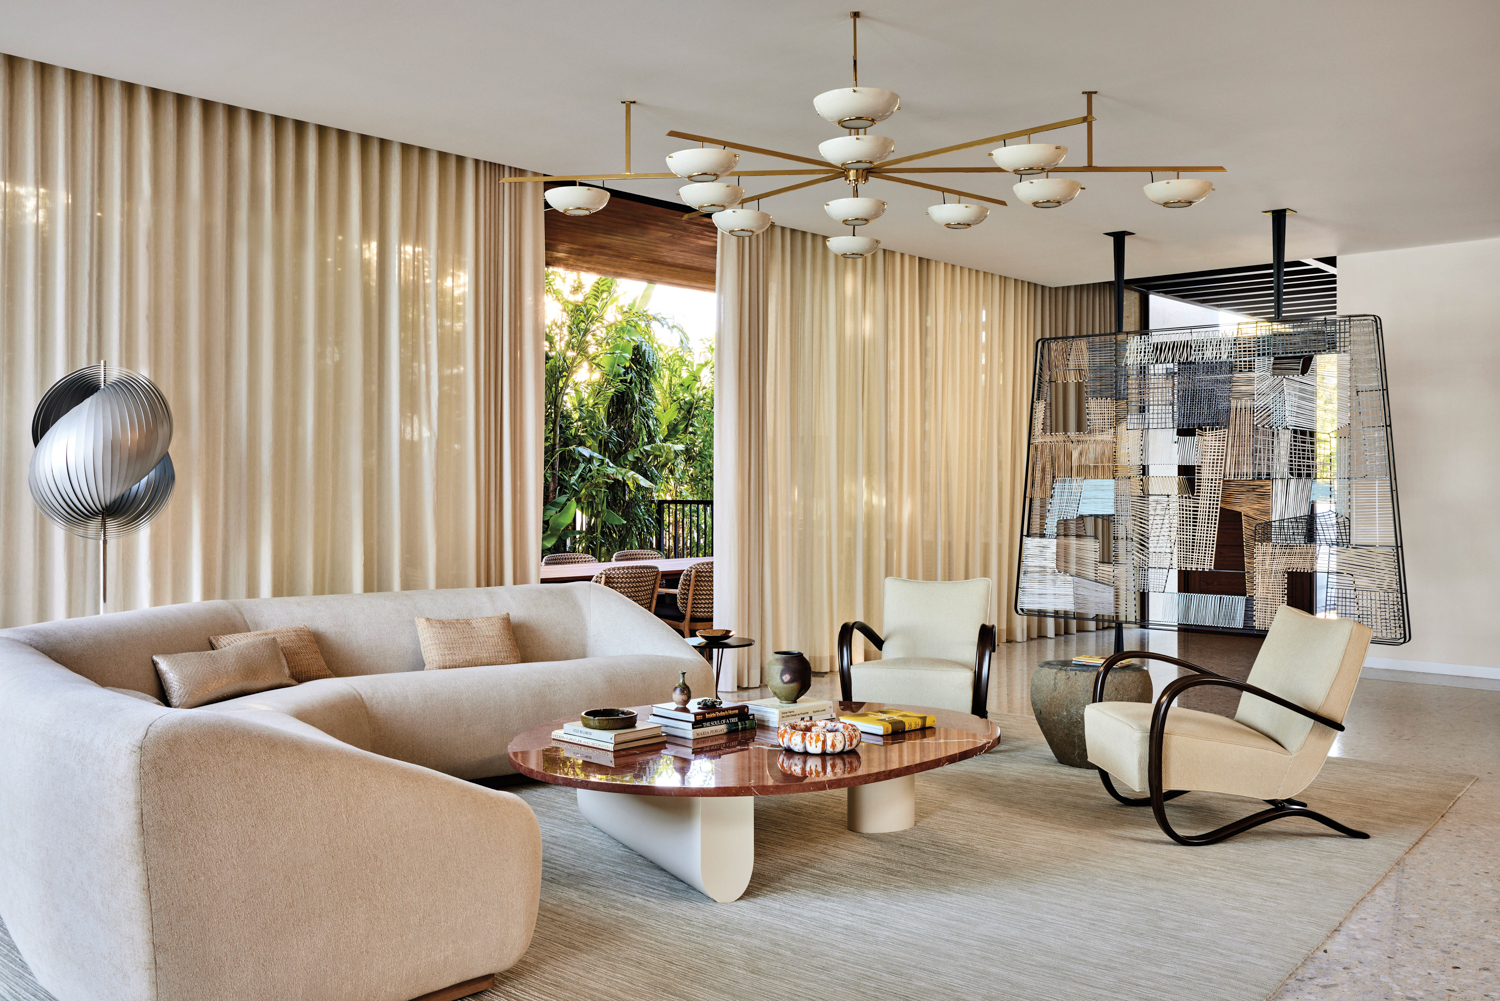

{"left": 0, "top": 582, "right": 712, "bottom": 1001}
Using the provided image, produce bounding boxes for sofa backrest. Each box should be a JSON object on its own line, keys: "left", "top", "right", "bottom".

{"left": 0, "top": 600, "right": 249, "bottom": 700}
{"left": 0, "top": 584, "right": 597, "bottom": 695}
{"left": 229, "top": 586, "right": 592, "bottom": 675}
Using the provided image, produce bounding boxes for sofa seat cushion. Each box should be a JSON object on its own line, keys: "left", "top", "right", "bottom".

{"left": 207, "top": 653, "right": 715, "bottom": 780}
{"left": 1085, "top": 700, "right": 1292, "bottom": 799}
{"left": 849, "top": 656, "right": 974, "bottom": 713}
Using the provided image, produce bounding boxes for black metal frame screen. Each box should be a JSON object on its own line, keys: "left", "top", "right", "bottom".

{"left": 1015, "top": 314, "right": 1409, "bottom": 645}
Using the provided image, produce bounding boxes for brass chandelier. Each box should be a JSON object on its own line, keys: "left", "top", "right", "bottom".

{"left": 507, "top": 12, "right": 1226, "bottom": 258}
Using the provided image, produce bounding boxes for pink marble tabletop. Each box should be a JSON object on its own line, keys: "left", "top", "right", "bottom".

{"left": 507, "top": 702, "right": 1000, "bottom": 797}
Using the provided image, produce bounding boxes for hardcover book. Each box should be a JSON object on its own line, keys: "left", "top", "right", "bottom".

{"left": 650, "top": 699, "right": 752, "bottom": 723}
{"left": 839, "top": 709, "right": 936, "bottom": 735}
{"left": 648, "top": 715, "right": 758, "bottom": 739}
{"left": 552, "top": 729, "right": 666, "bottom": 752}
{"left": 560, "top": 721, "right": 664, "bottom": 744}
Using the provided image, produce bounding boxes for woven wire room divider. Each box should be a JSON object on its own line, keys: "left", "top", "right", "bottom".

{"left": 1015, "top": 314, "right": 1410, "bottom": 644}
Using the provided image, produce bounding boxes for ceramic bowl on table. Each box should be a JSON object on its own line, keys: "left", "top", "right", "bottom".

{"left": 580, "top": 708, "right": 638, "bottom": 731}
{"left": 695, "top": 629, "right": 733, "bottom": 643}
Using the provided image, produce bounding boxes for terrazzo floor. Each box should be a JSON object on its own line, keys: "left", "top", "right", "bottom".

{"left": 726, "top": 628, "right": 1498, "bottom": 1001}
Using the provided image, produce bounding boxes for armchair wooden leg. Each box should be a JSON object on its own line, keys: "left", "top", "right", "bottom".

{"left": 410, "top": 974, "right": 496, "bottom": 1001}
{"left": 1149, "top": 797, "right": 1371, "bottom": 847}
{"left": 1100, "top": 770, "right": 1369, "bottom": 844}
{"left": 1098, "top": 770, "right": 1187, "bottom": 807}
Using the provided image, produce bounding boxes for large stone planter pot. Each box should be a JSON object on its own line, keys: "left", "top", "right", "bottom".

{"left": 1030, "top": 659, "right": 1151, "bottom": 767}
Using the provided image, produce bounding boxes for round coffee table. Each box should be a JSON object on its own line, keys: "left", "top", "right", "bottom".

{"left": 508, "top": 702, "right": 998, "bottom": 902}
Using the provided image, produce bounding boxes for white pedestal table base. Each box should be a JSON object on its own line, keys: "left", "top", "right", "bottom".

{"left": 576, "top": 773, "right": 920, "bottom": 902}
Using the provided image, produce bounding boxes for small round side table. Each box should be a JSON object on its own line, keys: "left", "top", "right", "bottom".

{"left": 685, "top": 636, "right": 755, "bottom": 692}
{"left": 1030, "top": 658, "right": 1151, "bottom": 768}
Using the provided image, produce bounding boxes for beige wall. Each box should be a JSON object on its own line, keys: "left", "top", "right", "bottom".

{"left": 1339, "top": 238, "right": 1500, "bottom": 676}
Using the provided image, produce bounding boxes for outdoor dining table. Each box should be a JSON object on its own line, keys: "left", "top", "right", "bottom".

{"left": 537, "top": 555, "right": 712, "bottom": 584}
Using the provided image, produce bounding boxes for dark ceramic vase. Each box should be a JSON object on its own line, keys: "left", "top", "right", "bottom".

{"left": 768, "top": 650, "right": 812, "bottom": 704}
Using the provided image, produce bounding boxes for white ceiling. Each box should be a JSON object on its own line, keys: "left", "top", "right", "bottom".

{"left": 4, "top": 0, "right": 1499, "bottom": 286}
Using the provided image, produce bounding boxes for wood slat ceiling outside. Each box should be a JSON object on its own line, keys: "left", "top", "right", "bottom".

{"left": 1129, "top": 258, "right": 1337, "bottom": 320}
{"left": 545, "top": 184, "right": 718, "bottom": 292}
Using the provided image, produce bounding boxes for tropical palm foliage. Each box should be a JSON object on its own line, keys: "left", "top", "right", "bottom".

{"left": 543, "top": 270, "right": 713, "bottom": 557}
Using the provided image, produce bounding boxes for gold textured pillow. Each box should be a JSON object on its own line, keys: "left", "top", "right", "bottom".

{"left": 416, "top": 613, "right": 521, "bottom": 670}
{"left": 209, "top": 625, "right": 334, "bottom": 683}
{"left": 152, "top": 636, "right": 296, "bottom": 709}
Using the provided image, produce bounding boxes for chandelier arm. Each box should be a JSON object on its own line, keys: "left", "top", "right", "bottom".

{"left": 877, "top": 115, "right": 1093, "bottom": 169}
{"left": 667, "top": 130, "right": 833, "bottom": 168}
{"left": 874, "top": 174, "right": 1008, "bottom": 207}
{"left": 871, "top": 166, "right": 1009, "bottom": 173}
{"left": 1043, "top": 165, "right": 1228, "bottom": 173}
{"left": 500, "top": 172, "right": 679, "bottom": 183}
{"left": 680, "top": 174, "right": 841, "bottom": 220}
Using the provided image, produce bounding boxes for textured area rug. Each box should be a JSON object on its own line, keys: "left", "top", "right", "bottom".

{"left": 0, "top": 716, "right": 1473, "bottom": 1001}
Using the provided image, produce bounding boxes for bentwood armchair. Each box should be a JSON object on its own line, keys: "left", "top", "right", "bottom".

{"left": 1085, "top": 605, "right": 1374, "bottom": 846}
{"left": 838, "top": 577, "right": 996, "bottom": 718}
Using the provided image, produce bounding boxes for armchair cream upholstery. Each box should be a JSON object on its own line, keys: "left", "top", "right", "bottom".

{"left": 838, "top": 577, "right": 995, "bottom": 717}
{"left": 1084, "top": 605, "right": 1374, "bottom": 845}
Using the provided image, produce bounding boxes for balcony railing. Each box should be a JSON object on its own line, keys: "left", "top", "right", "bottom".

{"left": 655, "top": 499, "right": 712, "bottom": 558}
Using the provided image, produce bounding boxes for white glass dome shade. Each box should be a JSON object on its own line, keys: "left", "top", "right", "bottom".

{"left": 544, "top": 186, "right": 611, "bottom": 216}
{"left": 826, "top": 235, "right": 881, "bottom": 259}
{"left": 818, "top": 134, "right": 897, "bottom": 169}
{"left": 990, "top": 143, "right": 1068, "bottom": 176}
{"left": 713, "top": 208, "right": 773, "bottom": 237}
{"left": 926, "top": 203, "right": 990, "bottom": 229}
{"left": 1013, "top": 177, "right": 1083, "bottom": 209}
{"left": 1143, "top": 178, "right": 1215, "bottom": 208}
{"left": 666, "top": 148, "right": 740, "bottom": 182}
{"left": 824, "top": 197, "right": 887, "bottom": 226}
{"left": 678, "top": 182, "right": 745, "bottom": 213}
{"left": 813, "top": 87, "right": 901, "bottom": 129}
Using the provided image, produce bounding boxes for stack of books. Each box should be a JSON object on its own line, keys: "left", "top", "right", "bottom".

{"left": 552, "top": 719, "right": 665, "bottom": 753}
{"left": 648, "top": 699, "right": 758, "bottom": 742}
{"left": 745, "top": 697, "right": 836, "bottom": 728}
{"left": 1072, "top": 654, "right": 1107, "bottom": 668}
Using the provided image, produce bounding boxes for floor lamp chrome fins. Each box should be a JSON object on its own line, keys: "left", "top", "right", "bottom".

{"left": 28, "top": 362, "right": 176, "bottom": 613}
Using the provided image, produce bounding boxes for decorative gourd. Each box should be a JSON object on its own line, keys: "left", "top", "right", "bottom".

{"left": 776, "top": 718, "right": 862, "bottom": 754}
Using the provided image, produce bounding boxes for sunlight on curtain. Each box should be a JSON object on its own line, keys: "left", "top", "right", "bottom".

{"left": 0, "top": 56, "right": 541, "bottom": 626}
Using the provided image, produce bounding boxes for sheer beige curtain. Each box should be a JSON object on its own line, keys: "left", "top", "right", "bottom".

{"left": 0, "top": 56, "right": 542, "bottom": 627}
{"left": 715, "top": 225, "right": 1045, "bottom": 684}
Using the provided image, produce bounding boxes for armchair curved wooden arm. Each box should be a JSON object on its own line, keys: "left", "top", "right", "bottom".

{"left": 1089, "top": 650, "right": 1367, "bottom": 846}
{"left": 837, "top": 621, "right": 884, "bottom": 701}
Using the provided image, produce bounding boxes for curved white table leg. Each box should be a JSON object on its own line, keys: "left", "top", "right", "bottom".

{"left": 847, "top": 774, "right": 916, "bottom": 833}
{"left": 576, "top": 789, "right": 754, "bottom": 903}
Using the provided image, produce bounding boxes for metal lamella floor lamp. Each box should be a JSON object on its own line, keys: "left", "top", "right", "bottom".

{"left": 1014, "top": 222, "right": 1409, "bottom": 648}
{"left": 28, "top": 362, "right": 176, "bottom": 613}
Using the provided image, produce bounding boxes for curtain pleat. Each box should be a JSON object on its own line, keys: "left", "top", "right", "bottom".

{"left": 712, "top": 228, "right": 768, "bottom": 687}
{"left": 0, "top": 55, "right": 542, "bottom": 626}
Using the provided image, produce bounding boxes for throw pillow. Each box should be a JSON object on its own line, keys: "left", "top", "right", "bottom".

{"left": 209, "top": 625, "right": 335, "bottom": 683}
{"left": 415, "top": 613, "right": 521, "bottom": 670}
{"left": 153, "top": 636, "right": 296, "bottom": 709}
